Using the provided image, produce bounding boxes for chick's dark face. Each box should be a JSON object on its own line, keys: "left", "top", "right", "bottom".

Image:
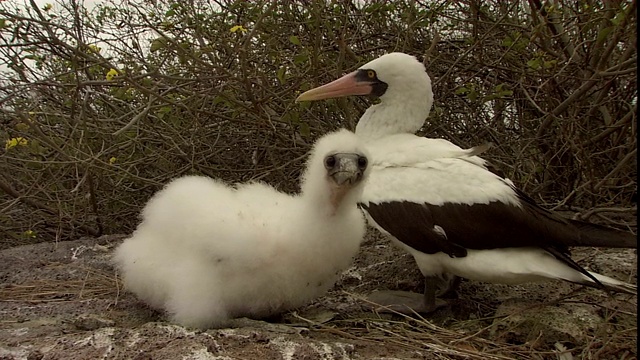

{"left": 323, "top": 152, "right": 368, "bottom": 211}
{"left": 324, "top": 152, "right": 368, "bottom": 187}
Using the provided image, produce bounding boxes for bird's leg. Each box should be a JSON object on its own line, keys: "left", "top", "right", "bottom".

{"left": 423, "top": 276, "right": 452, "bottom": 312}
{"left": 365, "top": 275, "right": 455, "bottom": 314}
{"left": 433, "top": 273, "right": 461, "bottom": 297}
{"left": 423, "top": 277, "right": 438, "bottom": 312}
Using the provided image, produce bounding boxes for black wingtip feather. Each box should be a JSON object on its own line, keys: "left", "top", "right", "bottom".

{"left": 568, "top": 219, "right": 637, "bottom": 248}
{"left": 544, "top": 246, "right": 606, "bottom": 290}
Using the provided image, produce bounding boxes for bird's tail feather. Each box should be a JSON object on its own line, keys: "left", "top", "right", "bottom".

{"left": 543, "top": 247, "right": 635, "bottom": 295}
{"left": 465, "top": 142, "right": 493, "bottom": 157}
{"left": 569, "top": 219, "right": 637, "bottom": 248}
{"left": 572, "top": 271, "right": 637, "bottom": 295}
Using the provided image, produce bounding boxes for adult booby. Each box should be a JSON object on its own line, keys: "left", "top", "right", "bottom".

{"left": 113, "top": 129, "right": 370, "bottom": 329}
{"left": 297, "top": 53, "right": 637, "bottom": 313}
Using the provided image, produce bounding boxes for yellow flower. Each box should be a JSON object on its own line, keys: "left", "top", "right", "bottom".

{"left": 5, "top": 137, "right": 28, "bottom": 150}
{"left": 109, "top": 156, "right": 117, "bottom": 164}
{"left": 230, "top": 25, "right": 247, "bottom": 34}
{"left": 106, "top": 68, "right": 119, "bottom": 81}
{"left": 24, "top": 230, "right": 37, "bottom": 238}
{"left": 43, "top": 3, "right": 53, "bottom": 11}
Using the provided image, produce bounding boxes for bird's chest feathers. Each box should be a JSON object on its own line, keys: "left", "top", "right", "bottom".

{"left": 295, "top": 210, "right": 362, "bottom": 262}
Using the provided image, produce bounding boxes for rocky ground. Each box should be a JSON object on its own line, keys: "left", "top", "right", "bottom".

{"left": 0, "top": 230, "right": 636, "bottom": 360}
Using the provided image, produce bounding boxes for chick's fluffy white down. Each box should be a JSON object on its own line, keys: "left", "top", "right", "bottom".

{"left": 113, "top": 130, "right": 369, "bottom": 329}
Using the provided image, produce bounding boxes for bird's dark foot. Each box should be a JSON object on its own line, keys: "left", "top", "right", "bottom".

{"left": 433, "top": 273, "right": 461, "bottom": 298}
{"left": 365, "top": 290, "right": 448, "bottom": 314}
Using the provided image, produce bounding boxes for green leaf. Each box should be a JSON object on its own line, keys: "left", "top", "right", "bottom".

{"left": 0, "top": 19, "right": 6, "bottom": 30}
{"left": 150, "top": 38, "right": 167, "bottom": 52}
{"left": 160, "top": 21, "right": 174, "bottom": 30}
{"left": 299, "top": 122, "right": 310, "bottom": 138}
{"left": 276, "top": 66, "right": 286, "bottom": 84}
{"left": 156, "top": 105, "right": 172, "bottom": 119}
{"left": 611, "top": 11, "right": 626, "bottom": 26}
{"left": 169, "top": 114, "right": 182, "bottom": 127}
{"left": 285, "top": 110, "right": 302, "bottom": 124}
{"left": 289, "top": 35, "right": 301, "bottom": 46}
{"left": 28, "top": 139, "right": 44, "bottom": 155}
{"left": 484, "top": 84, "right": 513, "bottom": 102}
{"left": 112, "top": 87, "right": 127, "bottom": 99}
{"left": 293, "top": 53, "right": 307, "bottom": 64}
{"left": 596, "top": 26, "right": 613, "bottom": 43}
{"left": 212, "top": 95, "right": 225, "bottom": 106}
{"left": 467, "top": 89, "right": 478, "bottom": 102}
{"left": 455, "top": 86, "right": 468, "bottom": 95}
{"left": 297, "top": 100, "right": 311, "bottom": 110}
{"left": 501, "top": 37, "right": 513, "bottom": 47}
{"left": 527, "top": 58, "right": 542, "bottom": 70}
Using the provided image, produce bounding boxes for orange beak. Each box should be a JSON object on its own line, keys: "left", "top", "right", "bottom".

{"left": 296, "top": 71, "right": 374, "bottom": 102}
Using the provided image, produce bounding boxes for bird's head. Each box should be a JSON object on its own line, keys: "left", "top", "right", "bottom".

{"left": 296, "top": 52, "right": 431, "bottom": 104}
{"left": 323, "top": 152, "right": 368, "bottom": 187}
{"left": 301, "top": 129, "right": 370, "bottom": 212}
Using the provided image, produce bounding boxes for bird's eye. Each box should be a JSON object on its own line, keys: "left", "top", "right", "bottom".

{"left": 324, "top": 155, "right": 336, "bottom": 169}
{"left": 357, "top": 156, "right": 368, "bottom": 170}
{"left": 367, "top": 70, "right": 376, "bottom": 79}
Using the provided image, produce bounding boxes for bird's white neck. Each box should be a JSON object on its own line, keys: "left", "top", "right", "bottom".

{"left": 300, "top": 177, "right": 363, "bottom": 218}
{"left": 355, "top": 96, "right": 431, "bottom": 140}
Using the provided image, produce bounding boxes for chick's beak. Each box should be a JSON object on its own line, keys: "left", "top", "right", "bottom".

{"left": 329, "top": 154, "right": 365, "bottom": 186}
{"left": 296, "top": 71, "right": 373, "bottom": 102}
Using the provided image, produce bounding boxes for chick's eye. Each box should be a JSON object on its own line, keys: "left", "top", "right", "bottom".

{"left": 357, "top": 156, "right": 368, "bottom": 170}
{"left": 367, "top": 70, "right": 376, "bottom": 79}
{"left": 324, "top": 155, "right": 336, "bottom": 169}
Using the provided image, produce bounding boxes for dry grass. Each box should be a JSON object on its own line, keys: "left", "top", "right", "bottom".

{"left": 296, "top": 291, "right": 637, "bottom": 360}
{"left": 0, "top": 265, "right": 118, "bottom": 303}
{"left": 296, "top": 313, "right": 547, "bottom": 359}
{"left": 0, "top": 256, "right": 635, "bottom": 359}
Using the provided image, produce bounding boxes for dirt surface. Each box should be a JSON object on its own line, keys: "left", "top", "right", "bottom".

{"left": 0, "top": 231, "right": 636, "bottom": 360}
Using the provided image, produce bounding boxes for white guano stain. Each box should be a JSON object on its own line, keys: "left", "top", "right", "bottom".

{"left": 270, "top": 337, "right": 300, "bottom": 360}
{"left": 73, "top": 327, "right": 115, "bottom": 359}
